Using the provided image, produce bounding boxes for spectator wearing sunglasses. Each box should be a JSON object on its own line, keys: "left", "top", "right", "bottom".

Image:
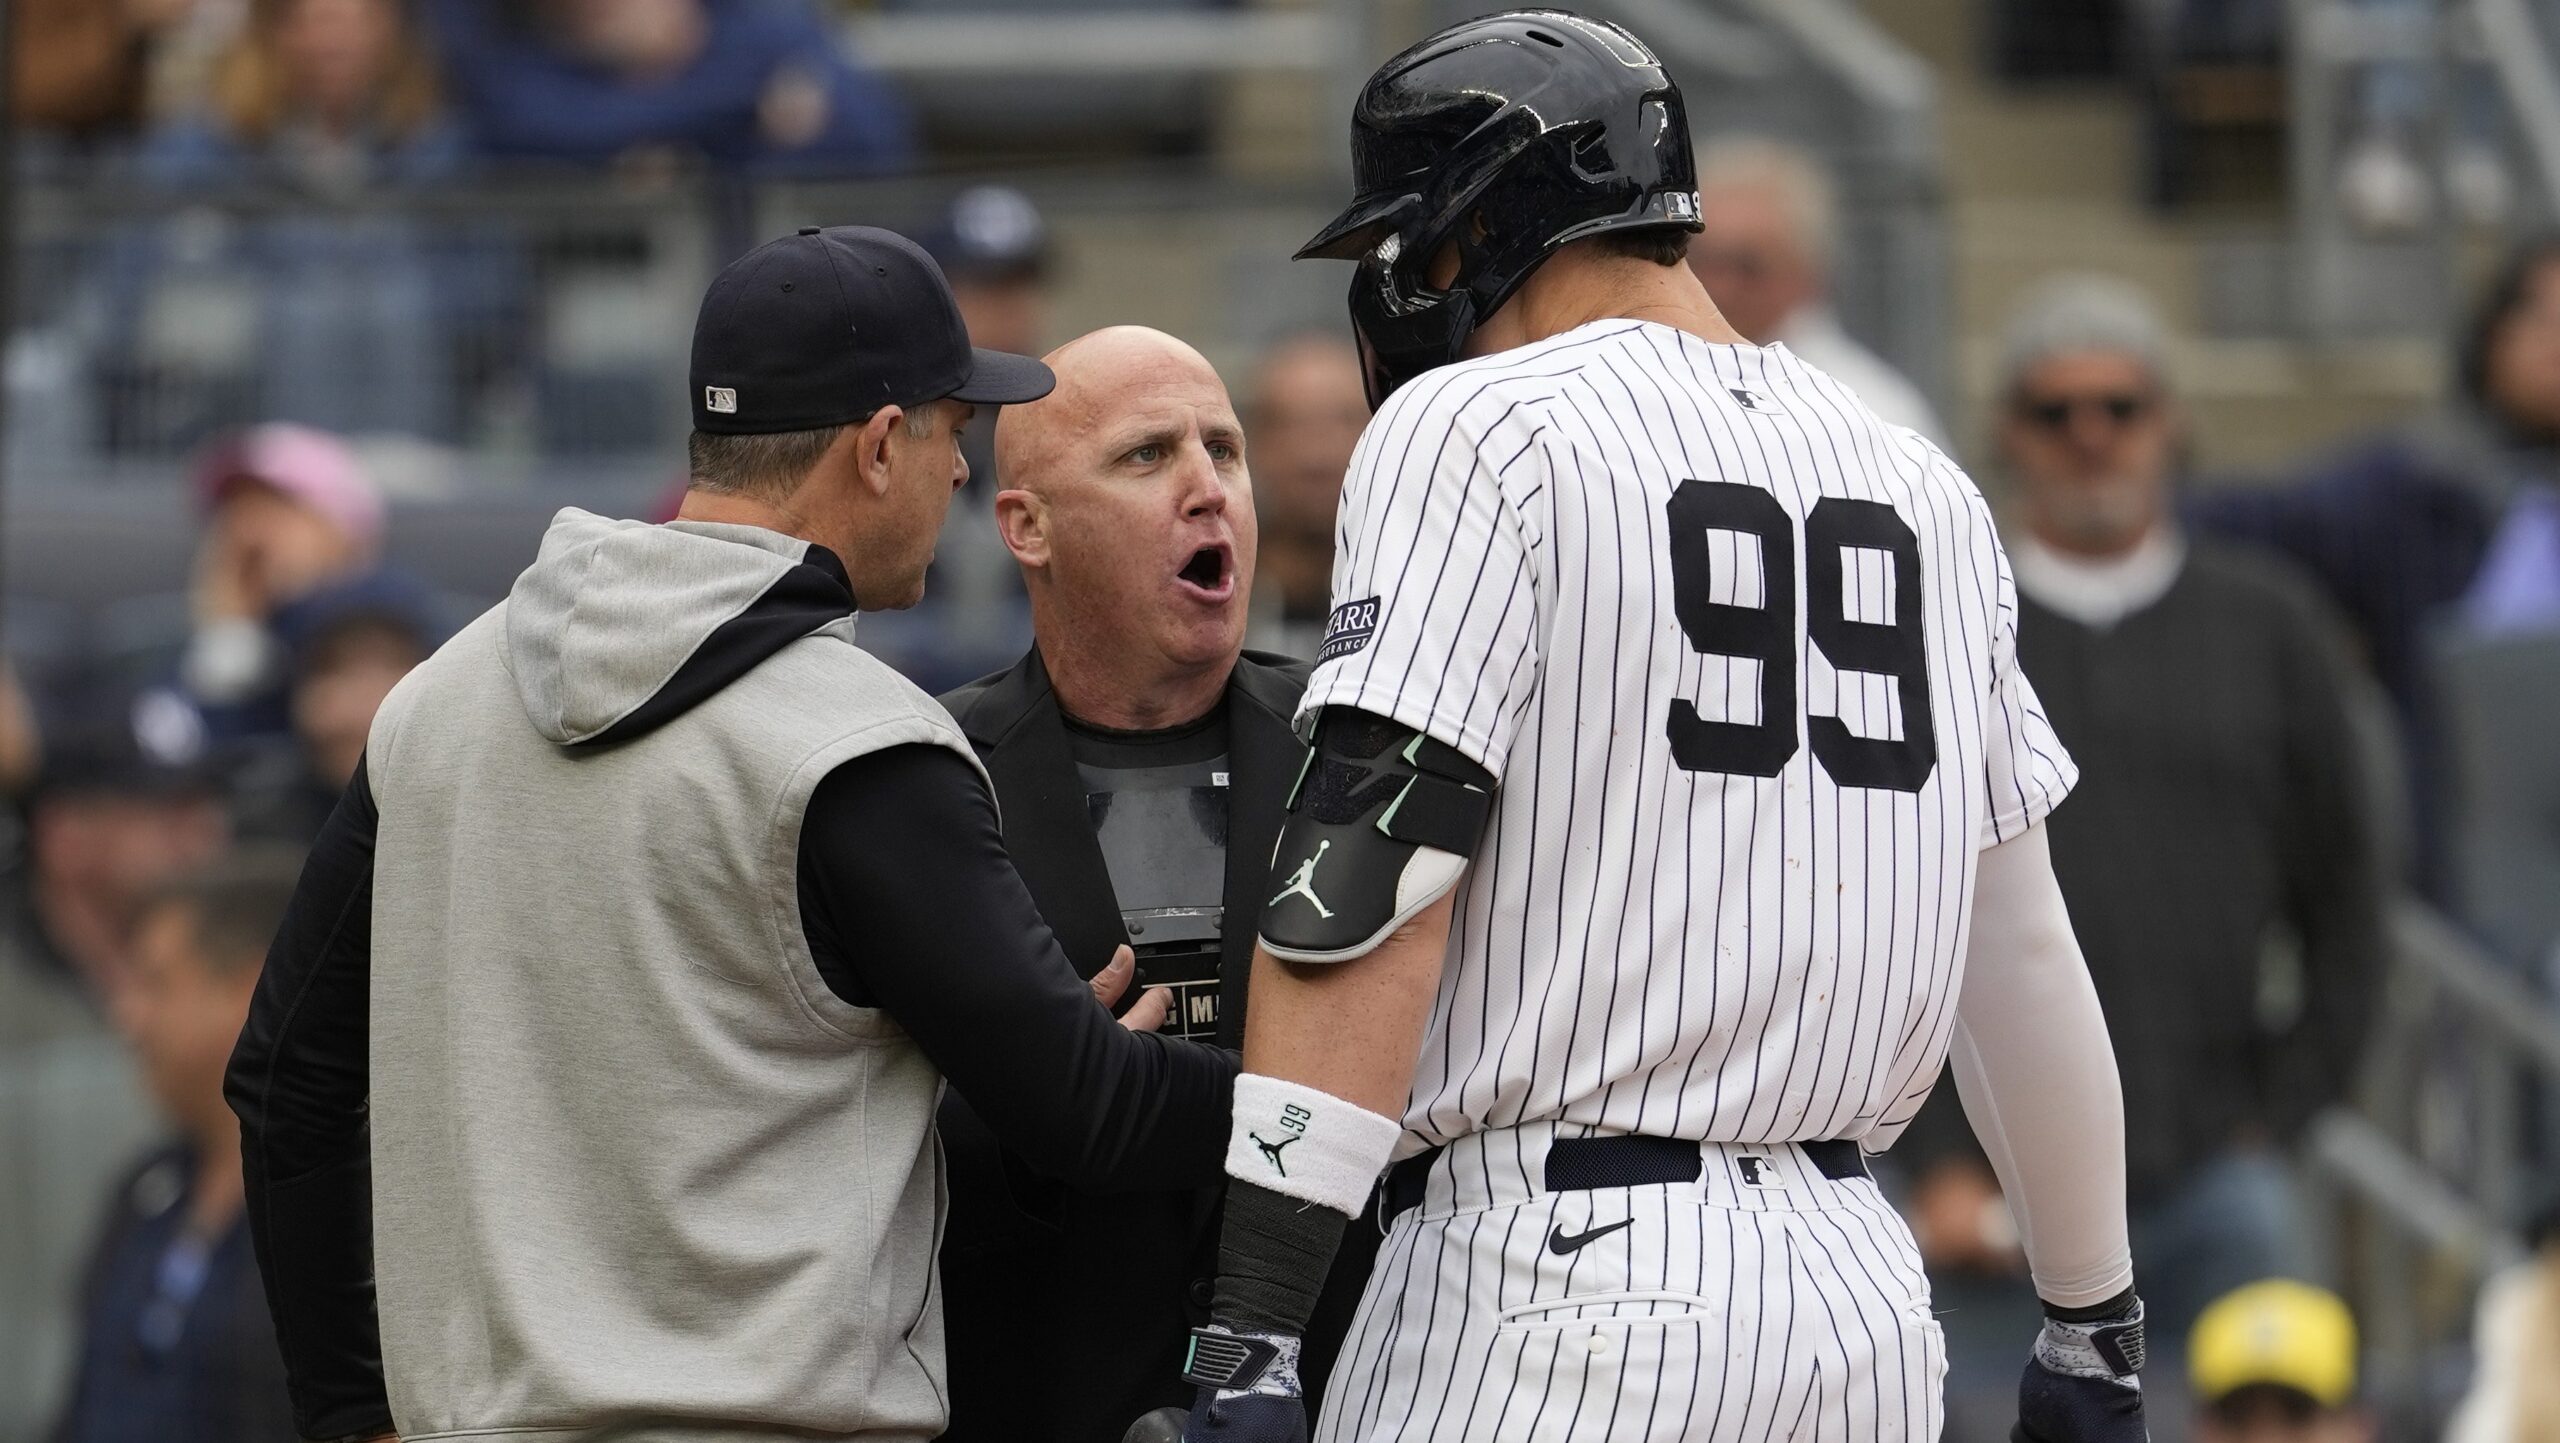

{"left": 1894, "top": 275, "right": 2387, "bottom": 1438}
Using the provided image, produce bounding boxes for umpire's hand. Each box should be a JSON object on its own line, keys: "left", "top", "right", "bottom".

{"left": 2012, "top": 1291, "right": 2149, "bottom": 1443}
{"left": 1091, "top": 945, "right": 1173, "bottom": 1032}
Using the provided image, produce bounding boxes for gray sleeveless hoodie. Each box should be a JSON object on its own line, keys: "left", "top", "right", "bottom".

{"left": 362, "top": 509, "right": 973, "bottom": 1442}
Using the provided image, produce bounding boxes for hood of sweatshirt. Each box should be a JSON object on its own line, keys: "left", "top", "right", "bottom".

{"left": 503, "top": 507, "right": 859, "bottom": 747}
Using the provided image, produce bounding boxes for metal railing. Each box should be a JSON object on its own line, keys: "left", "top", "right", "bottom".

{"left": 2477, "top": 0, "right": 2560, "bottom": 206}
{"left": 853, "top": 0, "right": 1953, "bottom": 414}
{"left": 846, "top": 5, "right": 1354, "bottom": 78}
{"left": 2302, "top": 900, "right": 2559, "bottom": 1425}
{"left": 3, "top": 167, "right": 1352, "bottom": 488}
{"left": 2285, "top": 0, "right": 2458, "bottom": 341}
{"left": 9, "top": 178, "right": 723, "bottom": 476}
{"left": 2285, "top": 0, "right": 2560, "bottom": 339}
{"left": 4, "top": 0, "right": 1952, "bottom": 489}
{"left": 839, "top": 0, "right": 1378, "bottom": 171}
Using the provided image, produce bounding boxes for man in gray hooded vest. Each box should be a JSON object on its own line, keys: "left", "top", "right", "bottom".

{"left": 224, "top": 226, "right": 1240, "bottom": 1443}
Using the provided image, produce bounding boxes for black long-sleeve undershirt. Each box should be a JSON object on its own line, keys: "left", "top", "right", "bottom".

{"left": 229, "top": 744, "right": 1235, "bottom": 1438}
{"left": 797, "top": 743, "right": 1236, "bottom": 1188}
{"left": 226, "top": 764, "right": 388, "bottom": 1443}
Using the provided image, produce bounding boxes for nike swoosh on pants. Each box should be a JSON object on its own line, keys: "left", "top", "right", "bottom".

{"left": 1547, "top": 1218, "right": 1633, "bottom": 1255}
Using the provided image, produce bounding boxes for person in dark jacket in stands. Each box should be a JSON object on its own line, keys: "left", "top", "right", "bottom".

{"left": 223, "top": 569, "right": 450, "bottom": 845}
{"left": 1903, "top": 277, "right": 2389, "bottom": 1437}
{"left": 225, "top": 228, "right": 1236, "bottom": 1443}
{"left": 55, "top": 852, "right": 304, "bottom": 1443}
{"left": 936, "top": 327, "right": 1378, "bottom": 1443}
{"left": 2192, "top": 235, "right": 2560, "bottom": 901}
{"left": 423, "top": 0, "right": 912, "bottom": 175}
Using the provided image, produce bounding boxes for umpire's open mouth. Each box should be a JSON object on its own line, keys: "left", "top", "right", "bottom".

{"left": 1174, "top": 542, "right": 1236, "bottom": 604}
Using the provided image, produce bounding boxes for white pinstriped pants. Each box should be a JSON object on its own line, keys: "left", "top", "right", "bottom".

{"left": 1315, "top": 1128, "right": 1946, "bottom": 1443}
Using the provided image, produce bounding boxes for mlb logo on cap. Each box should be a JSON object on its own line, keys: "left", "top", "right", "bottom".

{"left": 688, "top": 224, "right": 1053, "bottom": 436}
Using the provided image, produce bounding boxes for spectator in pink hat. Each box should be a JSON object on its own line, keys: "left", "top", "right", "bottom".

{"left": 180, "top": 423, "right": 386, "bottom": 738}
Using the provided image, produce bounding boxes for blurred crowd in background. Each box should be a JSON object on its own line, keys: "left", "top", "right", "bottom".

{"left": 5, "top": 1, "right": 2560, "bottom": 1441}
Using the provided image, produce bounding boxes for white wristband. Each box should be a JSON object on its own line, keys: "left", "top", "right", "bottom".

{"left": 1224, "top": 1073, "right": 1403, "bottom": 1217}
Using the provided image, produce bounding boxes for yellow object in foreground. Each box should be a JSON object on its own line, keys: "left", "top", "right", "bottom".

{"left": 2188, "top": 1279, "right": 2359, "bottom": 1407}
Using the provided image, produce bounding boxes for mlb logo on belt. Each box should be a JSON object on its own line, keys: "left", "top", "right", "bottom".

{"left": 705, "top": 386, "right": 739, "bottom": 415}
{"left": 1735, "top": 1154, "right": 1783, "bottom": 1188}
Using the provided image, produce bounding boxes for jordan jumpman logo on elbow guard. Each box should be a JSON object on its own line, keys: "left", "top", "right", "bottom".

{"left": 1271, "top": 840, "right": 1335, "bottom": 918}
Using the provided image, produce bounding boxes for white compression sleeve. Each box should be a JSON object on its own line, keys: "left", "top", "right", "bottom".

{"left": 1948, "top": 822, "right": 2137, "bottom": 1310}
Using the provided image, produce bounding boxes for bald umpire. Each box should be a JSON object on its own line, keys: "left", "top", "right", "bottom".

{"left": 223, "top": 227, "right": 1238, "bottom": 1443}
{"left": 933, "top": 328, "right": 1378, "bottom": 1443}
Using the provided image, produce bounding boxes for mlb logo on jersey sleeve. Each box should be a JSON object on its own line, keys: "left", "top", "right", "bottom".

{"left": 1319, "top": 596, "right": 1382, "bottom": 664}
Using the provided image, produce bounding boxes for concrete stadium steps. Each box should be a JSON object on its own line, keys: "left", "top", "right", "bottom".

{"left": 1941, "top": 87, "right": 2146, "bottom": 208}
{"left": 1860, "top": 0, "right": 1973, "bottom": 78}
{"left": 1951, "top": 198, "right": 2205, "bottom": 337}
{"left": 1857, "top": 0, "right": 2439, "bottom": 472}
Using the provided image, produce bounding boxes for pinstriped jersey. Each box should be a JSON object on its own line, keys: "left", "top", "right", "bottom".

{"left": 1294, "top": 319, "right": 2076, "bottom": 1158}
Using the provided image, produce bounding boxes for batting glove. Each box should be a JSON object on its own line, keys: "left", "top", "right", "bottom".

{"left": 2012, "top": 1291, "right": 2149, "bottom": 1443}
{"left": 1178, "top": 1326, "right": 1309, "bottom": 1443}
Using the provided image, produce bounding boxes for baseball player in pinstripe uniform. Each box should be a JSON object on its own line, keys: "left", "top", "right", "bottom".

{"left": 1157, "top": 11, "right": 2151, "bottom": 1443}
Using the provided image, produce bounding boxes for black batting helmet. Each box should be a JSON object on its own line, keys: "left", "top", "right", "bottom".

{"left": 1296, "top": 9, "right": 1701, "bottom": 408}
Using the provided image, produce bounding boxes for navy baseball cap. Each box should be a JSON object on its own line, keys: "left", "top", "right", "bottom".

{"left": 918, "top": 185, "right": 1051, "bottom": 283}
{"left": 689, "top": 224, "right": 1054, "bottom": 435}
{"left": 34, "top": 677, "right": 218, "bottom": 800}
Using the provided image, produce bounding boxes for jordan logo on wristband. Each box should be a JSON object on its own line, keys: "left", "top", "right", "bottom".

{"left": 1251, "top": 1132, "right": 1299, "bottom": 1175}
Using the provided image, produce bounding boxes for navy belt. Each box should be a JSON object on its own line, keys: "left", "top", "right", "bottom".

{"left": 1380, "top": 1136, "right": 1868, "bottom": 1224}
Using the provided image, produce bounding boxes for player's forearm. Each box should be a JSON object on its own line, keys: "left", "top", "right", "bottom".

{"left": 1195, "top": 895, "right": 1451, "bottom": 1356}
{"left": 1949, "top": 825, "right": 2135, "bottom": 1310}
{"left": 1192, "top": 706, "right": 1481, "bottom": 1394}
{"left": 1240, "top": 891, "right": 1455, "bottom": 1117}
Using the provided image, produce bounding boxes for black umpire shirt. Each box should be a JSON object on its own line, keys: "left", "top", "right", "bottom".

{"left": 935, "top": 649, "right": 1383, "bottom": 1443}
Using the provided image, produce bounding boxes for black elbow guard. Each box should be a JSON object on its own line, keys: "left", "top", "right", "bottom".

{"left": 1258, "top": 708, "right": 1495, "bottom": 963}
